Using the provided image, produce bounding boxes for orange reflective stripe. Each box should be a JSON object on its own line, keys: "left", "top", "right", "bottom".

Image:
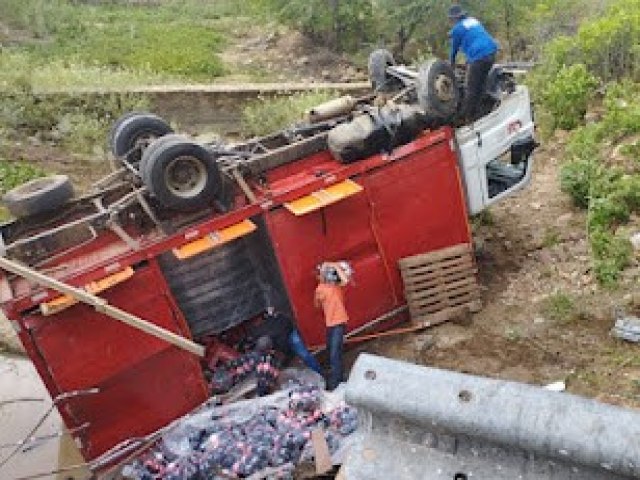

{"left": 172, "top": 219, "right": 257, "bottom": 260}
{"left": 40, "top": 267, "right": 135, "bottom": 316}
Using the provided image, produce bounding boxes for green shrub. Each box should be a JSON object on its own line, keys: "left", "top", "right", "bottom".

{"left": 241, "top": 91, "right": 335, "bottom": 137}
{"left": 589, "top": 228, "right": 633, "bottom": 286}
{"left": 0, "top": 91, "right": 149, "bottom": 154}
{"left": 601, "top": 81, "right": 640, "bottom": 140}
{"left": 588, "top": 196, "right": 630, "bottom": 230}
{"left": 259, "top": 0, "right": 375, "bottom": 52}
{"left": 560, "top": 158, "right": 594, "bottom": 208}
{"left": 0, "top": 160, "right": 46, "bottom": 195}
{"left": 541, "top": 64, "right": 598, "bottom": 130}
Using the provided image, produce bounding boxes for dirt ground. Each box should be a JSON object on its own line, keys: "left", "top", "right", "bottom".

{"left": 217, "top": 24, "right": 366, "bottom": 84}
{"left": 353, "top": 134, "right": 640, "bottom": 409}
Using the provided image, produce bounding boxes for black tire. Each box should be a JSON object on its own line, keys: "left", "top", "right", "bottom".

{"left": 416, "top": 59, "right": 460, "bottom": 123}
{"left": 140, "top": 138, "right": 221, "bottom": 211}
{"left": 110, "top": 112, "right": 173, "bottom": 167}
{"left": 2, "top": 175, "right": 74, "bottom": 218}
{"left": 368, "top": 49, "right": 399, "bottom": 92}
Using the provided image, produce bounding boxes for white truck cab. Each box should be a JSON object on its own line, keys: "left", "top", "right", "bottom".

{"left": 455, "top": 85, "right": 536, "bottom": 215}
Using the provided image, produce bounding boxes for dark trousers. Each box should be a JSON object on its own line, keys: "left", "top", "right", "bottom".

{"left": 463, "top": 54, "right": 495, "bottom": 123}
{"left": 326, "top": 324, "right": 345, "bottom": 390}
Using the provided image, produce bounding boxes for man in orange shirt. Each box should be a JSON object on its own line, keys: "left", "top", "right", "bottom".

{"left": 314, "top": 262, "right": 351, "bottom": 390}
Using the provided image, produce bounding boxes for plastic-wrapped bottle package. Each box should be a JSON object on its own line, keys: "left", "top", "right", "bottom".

{"left": 121, "top": 378, "right": 358, "bottom": 479}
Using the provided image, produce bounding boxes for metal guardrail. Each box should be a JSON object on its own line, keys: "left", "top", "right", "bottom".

{"left": 343, "top": 354, "right": 640, "bottom": 480}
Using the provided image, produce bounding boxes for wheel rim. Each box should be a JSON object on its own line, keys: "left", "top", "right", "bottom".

{"left": 129, "top": 131, "right": 159, "bottom": 163}
{"left": 164, "top": 155, "right": 208, "bottom": 199}
{"left": 434, "top": 74, "right": 455, "bottom": 102}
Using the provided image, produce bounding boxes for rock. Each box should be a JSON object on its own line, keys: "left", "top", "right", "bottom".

{"left": 321, "top": 70, "right": 331, "bottom": 79}
{"left": 296, "top": 56, "right": 310, "bottom": 66}
{"left": 530, "top": 202, "right": 542, "bottom": 210}
{"left": 630, "top": 232, "right": 640, "bottom": 251}
{"left": 533, "top": 317, "right": 546, "bottom": 325}
{"left": 503, "top": 240, "right": 512, "bottom": 251}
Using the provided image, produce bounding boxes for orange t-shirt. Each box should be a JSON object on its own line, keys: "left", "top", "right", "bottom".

{"left": 315, "top": 283, "right": 349, "bottom": 327}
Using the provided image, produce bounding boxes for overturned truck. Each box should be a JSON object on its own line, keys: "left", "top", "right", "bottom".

{"left": 0, "top": 53, "right": 536, "bottom": 471}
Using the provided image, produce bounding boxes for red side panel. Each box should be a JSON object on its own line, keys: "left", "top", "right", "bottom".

{"left": 265, "top": 192, "right": 396, "bottom": 346}
{"left": 19, "top": 261, "right": 207, "bottom": 460}
{"left": 267, "top": 132, "right": 471, "bottom": 347}
{"left": 361, "top": 136, "right": 472, "bottom": 298}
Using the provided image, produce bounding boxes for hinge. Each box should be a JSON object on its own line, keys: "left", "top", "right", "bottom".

{"left": 476, "top": 131, "right": 482, "bottom": 147}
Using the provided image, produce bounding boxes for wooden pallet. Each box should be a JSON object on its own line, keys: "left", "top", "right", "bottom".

{"left": 399, "top": 243, "right": 481, "bottom": 326}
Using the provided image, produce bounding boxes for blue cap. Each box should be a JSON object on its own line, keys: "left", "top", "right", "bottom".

{"left": 448, "top": 5, "right": 467, "bottom": 19}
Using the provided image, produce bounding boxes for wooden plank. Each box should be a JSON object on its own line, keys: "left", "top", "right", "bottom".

{"left": 400, "top": 257, "right": 474, "bottom": 277}
{"left": 406, "top": 277, "right": 477, "bottom": 302}
{"left": 399, "top": 243, "right": 471, "bottom": 268}
{"left": 311, "top": 428, "right": 333, "bottom": 475}
{"left": 402, "top": 258, "right": 475, "bottom": 279}
{"left": 403, "top": 266, "right": 478, "bottom": 290}
{"left": 401, "top": 259, "right": 475, "bottom": 281}
{"left": 412, "top": 293, "right": 479, "bottom": 318}
{"left": 0, "top": 256, "right": 205, "bottom": 358}
{"left": 412, "top": 288, "right": 480, "bottom": 309}
{"left": 413, "top": 304, "right": 477, "bottom": 327}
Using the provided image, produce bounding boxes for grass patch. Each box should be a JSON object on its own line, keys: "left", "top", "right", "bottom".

{"left": 471, "top": 210, "right": 495, "bottom": 228}
{"left": 541, "top": 292, "right": 578, "bottom": 324}
{"left": 0, "top": 0, "right": 234, "bottom": 90}
{"left": 0, "top": 91, "right": 149, "bottom": 155}
{"left": 241, "top": 91, "right": 335, "bottom": 137}
{"left": 0, "top": 159, "right": 46, "bottom": 196}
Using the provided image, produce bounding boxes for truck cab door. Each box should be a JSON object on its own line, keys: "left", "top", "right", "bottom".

{"left": 455, "top": 85, "right": 537, "bottom": 215}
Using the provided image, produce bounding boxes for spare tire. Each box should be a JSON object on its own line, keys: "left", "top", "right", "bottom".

{"left": 416, "top": 59, "right": 459, "bottom": 123}
{"left": 368, "top": 49, "right": 400, "bottom": 93}
{"left": 110, "top": 112, "right": 173, "bottom": 167}
{"left": 140, "top": 138, "right": 221, "bottom": 211}
{"left": 2, "top": 175, "right": 74, "bottom": 218}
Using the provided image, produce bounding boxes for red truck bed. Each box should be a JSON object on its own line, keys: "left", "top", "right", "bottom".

{"left": 1, "top": 126, "right": 471, "bottom": 463}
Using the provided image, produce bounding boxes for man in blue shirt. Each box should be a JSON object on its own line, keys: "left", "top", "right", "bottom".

{"left": 448, "top": 5, "right": 498, "bottom": 122}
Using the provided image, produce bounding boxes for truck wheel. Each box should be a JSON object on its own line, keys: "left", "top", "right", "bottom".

{"left": 368, "top": 49, "right": 399, "bottom": 92}
{"left": 140, "top": 138, "right": 221, "bottom": 211}
{"left": 416, "top": 59, "right": 459, "bottom": 123}
{"left": 2, "top": 175, "right": 74, "bottom": 218}
{"left": 110, "top": 112, "right": 173, "bottom": 167}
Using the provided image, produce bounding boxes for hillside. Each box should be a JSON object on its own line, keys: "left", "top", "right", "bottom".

{"left": 1, "top": 0, "right": 640, "bottom": 409}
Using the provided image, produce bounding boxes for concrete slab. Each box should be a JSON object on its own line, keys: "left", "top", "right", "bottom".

{"left": 0, "top": 354, "right": 90, "bottom": 480}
